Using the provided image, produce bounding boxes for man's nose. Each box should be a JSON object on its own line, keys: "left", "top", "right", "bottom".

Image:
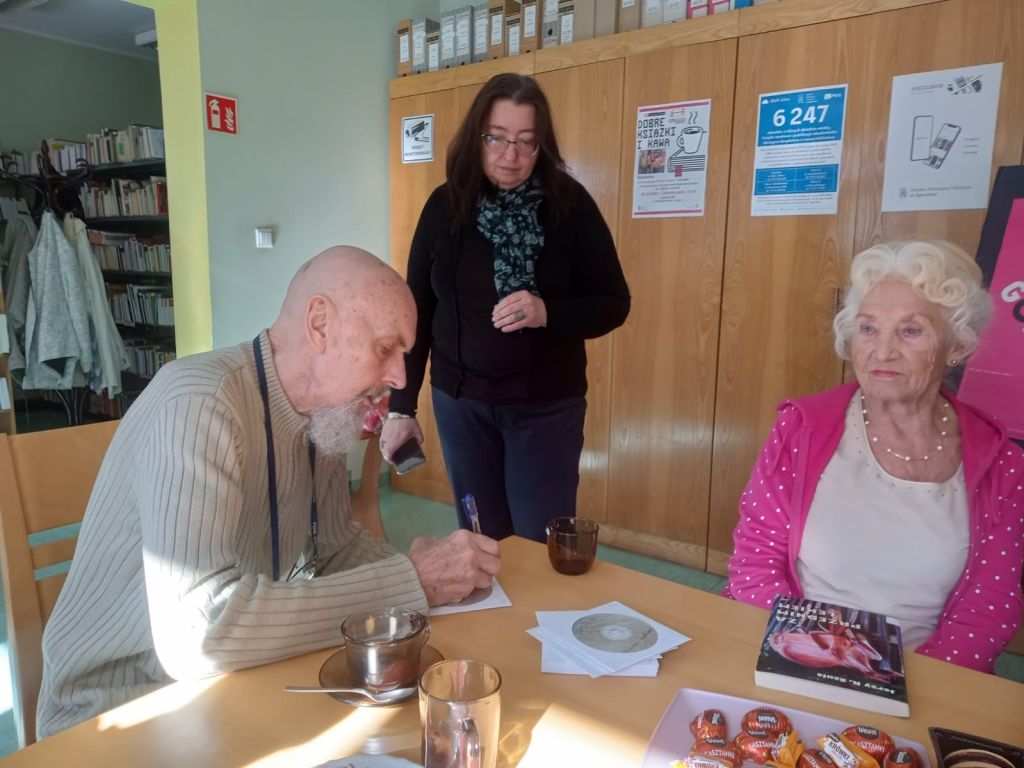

{"left": 383, "top": 354, "right": 406, "bottom": 390}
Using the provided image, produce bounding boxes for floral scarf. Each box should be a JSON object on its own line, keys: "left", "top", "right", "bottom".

{"left": 475, "top": 176, "right": 545, "bottom": 299}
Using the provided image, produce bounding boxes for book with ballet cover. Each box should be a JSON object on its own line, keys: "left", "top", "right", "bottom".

{"left": 754, "top": 596, "right": 909, "bottom": 717}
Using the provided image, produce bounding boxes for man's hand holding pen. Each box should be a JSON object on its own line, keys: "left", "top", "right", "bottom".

{"left": 408, "top": 529, "right": 501, "bottom": 607}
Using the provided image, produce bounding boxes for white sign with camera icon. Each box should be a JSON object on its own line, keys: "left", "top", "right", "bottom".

{"left": 401, "top": 114, "right": 434, "bottom": 164}
{"left": 632, "top": 99, "right": 711, "bottom": 219}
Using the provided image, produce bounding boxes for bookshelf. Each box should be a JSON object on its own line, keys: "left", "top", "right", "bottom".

{"left": 81, "top": 158, "right": 174, "bottom": 418}
{"left": 1, "top": 149, "right": 174, "bottom": 423}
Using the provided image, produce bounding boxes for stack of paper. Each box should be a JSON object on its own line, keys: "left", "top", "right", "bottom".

{"left": 527, "top": 601, "right": 691, "bottom": 678}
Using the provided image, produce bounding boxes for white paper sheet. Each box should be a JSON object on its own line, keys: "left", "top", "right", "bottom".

{"left": 429, "top": 578, "right": 511, "bottom": 616}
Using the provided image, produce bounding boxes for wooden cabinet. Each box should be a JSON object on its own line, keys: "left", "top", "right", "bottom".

{"left": 707, "top": 0, "right": 1024, "bottom": 573}
{"left": 389, "top": 0, "right": 1024, "bottom": 574}
{"left": 607, "top": 40, "right": 736, "bottom": 568}
{"left": 536, "top": 59, "right": 626, "bottom": 524}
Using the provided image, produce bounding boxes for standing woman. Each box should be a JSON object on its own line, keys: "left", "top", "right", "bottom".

{"left": 382, "top": 73, "right": 630, "bottom": 542}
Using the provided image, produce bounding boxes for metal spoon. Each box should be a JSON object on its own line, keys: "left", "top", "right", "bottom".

{"left": 284, "top": 684, "right": 416, "bottom": 703}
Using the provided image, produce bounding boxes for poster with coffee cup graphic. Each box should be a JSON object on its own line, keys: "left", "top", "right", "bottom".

{"left": 632, "top": 98, "right": 711, "bottom": 218}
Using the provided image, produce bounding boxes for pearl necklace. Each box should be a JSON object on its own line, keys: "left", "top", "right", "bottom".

{"left": 861, "top": 395, "right": 950, "bottom": 462}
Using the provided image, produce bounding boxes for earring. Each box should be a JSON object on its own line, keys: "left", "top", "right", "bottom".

{"left": 949, "top": 359, "right": 959, "bottom": 367}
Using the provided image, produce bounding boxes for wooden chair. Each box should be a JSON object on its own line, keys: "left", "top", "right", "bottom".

{"left": 350, "top": 435, "right": 386, "bottom": 539}
{"left": 0, "top": 421, "right": 119, "bottom": 748}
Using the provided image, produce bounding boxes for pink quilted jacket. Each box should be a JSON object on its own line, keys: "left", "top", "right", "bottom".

{"left": 726, "top": 381, "right": 1024, "bottom": 673}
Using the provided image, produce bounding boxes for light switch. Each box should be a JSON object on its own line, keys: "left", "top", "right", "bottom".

{"left": 255, "top": 226, "right": 274, "bottom": 249}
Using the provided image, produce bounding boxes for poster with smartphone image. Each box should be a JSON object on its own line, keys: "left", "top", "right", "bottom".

{"left": 881, "top": 63, "right": 1003, "bottom": 211}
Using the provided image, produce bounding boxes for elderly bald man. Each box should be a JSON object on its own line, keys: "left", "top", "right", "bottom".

{"left": 37, "top": 246, "right": 502, "bottom": 738}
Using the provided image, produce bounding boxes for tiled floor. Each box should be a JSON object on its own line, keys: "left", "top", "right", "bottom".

{"left": 1, "top": 483, "right": 1019, "bottom": 757}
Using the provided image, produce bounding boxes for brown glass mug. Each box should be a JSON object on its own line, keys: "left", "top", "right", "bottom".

{"left": 546, "top": 516, "right": 599, "bottom": 575}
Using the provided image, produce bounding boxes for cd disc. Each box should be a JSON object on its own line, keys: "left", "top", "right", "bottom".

{"left": 456, "top": 585, "right": 493, "bottom": 606}
{"left": 571, "top": 613, "right": 658, "bottom": 653}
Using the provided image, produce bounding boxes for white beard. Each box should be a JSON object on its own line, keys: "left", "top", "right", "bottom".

{"left": 307, "top": 399, "right": 365, "bottom": 457}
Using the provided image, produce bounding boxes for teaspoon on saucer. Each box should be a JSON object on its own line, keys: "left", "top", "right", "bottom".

{"left": 284, "top": 685, "right": 416, "bottom": 703}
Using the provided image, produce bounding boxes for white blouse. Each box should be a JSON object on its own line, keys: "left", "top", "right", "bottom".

{"left": 796, "top": 394, "right": 969, "bottom": 650}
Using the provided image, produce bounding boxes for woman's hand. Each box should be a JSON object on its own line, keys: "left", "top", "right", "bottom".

{"left": 492, "top": 290, "right": 547, "bottom": 333}
{"left": 379, "top": 417, "right": 424, "bottom": 463}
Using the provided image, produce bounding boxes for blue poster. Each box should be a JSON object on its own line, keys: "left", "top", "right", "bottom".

{"left": 751, "top": 84, "right": 848, "bottom": 216}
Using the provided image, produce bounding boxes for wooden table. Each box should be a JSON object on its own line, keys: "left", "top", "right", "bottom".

{"left": 4, "top": 537, "right": 1022, "bottom": 766}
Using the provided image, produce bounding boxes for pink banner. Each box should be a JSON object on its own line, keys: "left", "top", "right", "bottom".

{"left": 959, "top": 198, "right": 1024, "bottom": 440}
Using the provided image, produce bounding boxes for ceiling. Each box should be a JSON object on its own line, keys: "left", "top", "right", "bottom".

{"left": 0, "top": 0, "right": 157, "bottom": 61}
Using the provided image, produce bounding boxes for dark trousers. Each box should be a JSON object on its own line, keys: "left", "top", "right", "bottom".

{"left": 431, "top": 388, "right": 586, "bottom": 543}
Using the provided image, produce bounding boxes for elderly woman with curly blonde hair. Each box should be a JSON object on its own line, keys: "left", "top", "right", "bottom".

{"left": 727, "top": 240, "right": 1024, "bottom": 673}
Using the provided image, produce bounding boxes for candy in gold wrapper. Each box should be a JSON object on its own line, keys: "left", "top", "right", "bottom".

{"left": 818, "top": 733, "right": 882, "bottom": 768}
{"left": 766, "top": 729, "right": 807, "bottom": 768}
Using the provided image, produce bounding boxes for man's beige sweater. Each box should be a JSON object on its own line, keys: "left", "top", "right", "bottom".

{"left": 37, "top": 332, "right": 426, "bottom": 738}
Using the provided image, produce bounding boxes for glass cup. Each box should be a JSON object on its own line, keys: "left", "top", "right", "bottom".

{"left": 341, "top": 607, "right": 429, "bottom": 692}
{"left": 546, "top": 516, "right": 599, "bottom": 575}
{"left": 420, "top": 659, "right": 502, "bottom": 768}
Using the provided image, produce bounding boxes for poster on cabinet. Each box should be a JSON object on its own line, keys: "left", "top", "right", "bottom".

{"left": 632, "top": 99, "right": 710, "bottom": 218}
{"left": 401, "top": 114, "right": 434, "bottom": 164}
{"left": 881, "top": 63, "right": 1003, "bottom": 212}
{"left": 750, "top": 84, "right": 848, "bottom": 217}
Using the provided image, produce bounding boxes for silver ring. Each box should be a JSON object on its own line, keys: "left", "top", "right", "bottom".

{"left": 513, "top": 309, "right": 526, "bottom": 322}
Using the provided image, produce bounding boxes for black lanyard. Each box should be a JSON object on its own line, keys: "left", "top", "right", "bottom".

{"left": 252, "top": 335, "right": 318, "bottom": 581}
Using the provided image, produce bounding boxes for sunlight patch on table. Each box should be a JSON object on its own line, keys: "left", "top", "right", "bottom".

{"left": 96, "top": 676, "right": 221, "bottom": 731}
{"left": 517, "top": 702, "right": 646, "bottom": 768}
{"left": 242, "top": 706, "right": 417, "bottom": 768}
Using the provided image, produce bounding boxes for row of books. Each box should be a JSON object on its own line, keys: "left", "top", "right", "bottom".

{"left": 124, "top": 342, "right": 176, "bottom": 380}
{"left": 86, "top": 125, "right": 165, "bottom": 166}
{"left": 108, "top": 284, "right": 174, "bottom": 327}
{"left": 88, "top": 230, "right": 171, "bottom": 274}
{"left": 79, "top": 177, "right": 168, "bottom": 219}
{"left": 37, "top": 139, "right": 86, "bottom": 174}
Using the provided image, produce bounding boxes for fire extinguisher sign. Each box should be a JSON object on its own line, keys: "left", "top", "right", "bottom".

{"left": 205, "top": 93, "right": 238, "bottom": 135}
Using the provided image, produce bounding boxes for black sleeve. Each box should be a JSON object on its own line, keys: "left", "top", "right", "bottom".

{"left": 388, "top": 187, "right": 444, "bottom": 416}
{"left": 544, "top": 182, "right": 631, "bottom": 339}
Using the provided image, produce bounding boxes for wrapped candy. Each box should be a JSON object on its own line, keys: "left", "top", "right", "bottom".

{"left": 691, "top": 710, "right": 729, "bottom": 742}
{"left": 691, "top": 738, "right": 742, "bottom": 768}
{"left": 883, "top": 749, "right": 924, "bottom": 768}
{"left": 742, "top": 707, "right": 793, "bottom": 736}
{"left": 841, "top": 726, "right": 894, "bottom": 763}
{"left": 818, "top": 733, "right": 881, "bottom": 768}
{"left": 736, "top": 730, "right": 779, "bottom": 763}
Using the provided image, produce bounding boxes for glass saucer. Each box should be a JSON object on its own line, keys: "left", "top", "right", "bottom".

{"left": 318, "top": 644, "right": 444, "bottom": 707}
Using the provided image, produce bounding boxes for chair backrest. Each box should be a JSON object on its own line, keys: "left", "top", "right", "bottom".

{"left": 0, "top": 420, "right": 119, "bottom": 748}
{"left": 350, "top": 435, "right": 385, "bottom": 539}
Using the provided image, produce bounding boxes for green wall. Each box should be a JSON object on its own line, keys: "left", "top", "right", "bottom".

{"left": 0, "top": 28, "right": 163, "bottom": 159}
{"left": 196, "top": 0, "right": 435, "bottom": 349}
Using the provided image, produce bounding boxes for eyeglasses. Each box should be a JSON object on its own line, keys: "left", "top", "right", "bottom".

{"left": 481, "top": 133, "right": 540, "bottom": 156}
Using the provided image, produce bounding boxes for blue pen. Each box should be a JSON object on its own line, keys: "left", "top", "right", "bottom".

{"left": 462, "top": 493, "right": 482, "bottom": 534}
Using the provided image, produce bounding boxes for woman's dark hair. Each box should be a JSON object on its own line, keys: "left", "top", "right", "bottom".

{"left": 445, "top": 73, "right": 573, "bottom": 229}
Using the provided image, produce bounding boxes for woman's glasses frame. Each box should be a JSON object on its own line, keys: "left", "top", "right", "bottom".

{"left": 480, "top": 133, "right": 541, "bottom": 156}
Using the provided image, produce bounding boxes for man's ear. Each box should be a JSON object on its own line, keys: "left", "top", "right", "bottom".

{"left": 306, "top": 294, "right": 333, "bottom": 353}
